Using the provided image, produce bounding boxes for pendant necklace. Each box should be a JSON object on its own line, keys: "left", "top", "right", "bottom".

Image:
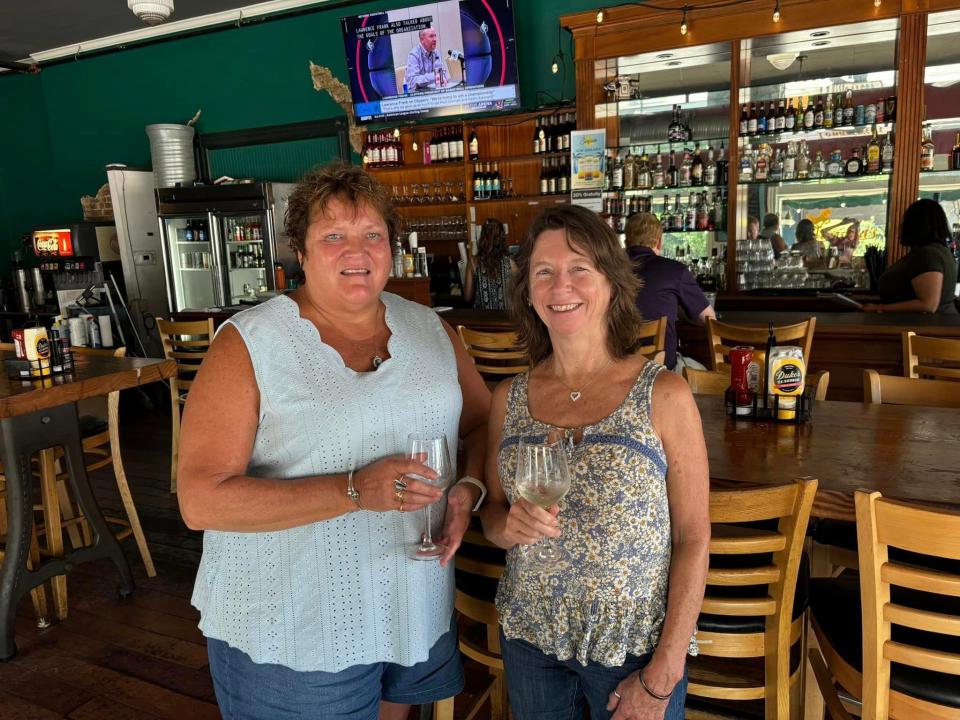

{"left": 553, "top": 356, "right": 614, "bottom": 402}
{"left": 309, "top": 298, "right": 388, "bottom": 370}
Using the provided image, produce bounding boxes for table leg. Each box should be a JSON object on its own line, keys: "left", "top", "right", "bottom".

{"left": 0, "top": 404, "right": 134, "bottom": 661}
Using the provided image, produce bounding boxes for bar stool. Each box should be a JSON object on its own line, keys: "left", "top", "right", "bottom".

{"left": 456, "top": 326, "right": 530, "bottom": 389}
{"left": 636, "top": 316, "right": 667, "bottom": 364}
{"left": 157, "top": 318, "right": 216, "bottom": 493}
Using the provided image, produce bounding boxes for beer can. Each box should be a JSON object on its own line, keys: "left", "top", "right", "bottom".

{"left": 11, "top": 329, "right": 25, "bottom": 359}
{"left": 729, "top": 346, "right": 754, "bottom": 415}
{"left": 855, "top": 104, "right": 865, "bottom": 126}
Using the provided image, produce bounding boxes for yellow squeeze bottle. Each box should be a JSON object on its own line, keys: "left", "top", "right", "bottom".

{"left": 768, "top": 347, "right": 805, "bottom": 420}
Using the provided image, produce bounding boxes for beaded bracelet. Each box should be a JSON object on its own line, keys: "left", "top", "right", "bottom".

{"left": 638, "top": 669, "right": 673, "bottom": 701}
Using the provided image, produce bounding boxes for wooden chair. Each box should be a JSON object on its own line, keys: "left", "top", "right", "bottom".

{"left": 433, "top": 525, "right": 508, "bottom": 720}
{"left": 686, "top": 478, "right": 818, "bottom": 720}
{"left": 706, "top": 317, "right": 816, "bottom": 371}
{"left": 637, "top": 316, "right": 667, "bottom": 364}
{"left": 902, "top": 331, "right": 960, "bottom": 382}
{"left": 157, "top": 318, "right": 216, "bottom": 493}
{"left": 456, "top": 326, "right": 530, "bottom": 381}
{"left": 808, "top": 491, "right": 960, "bottom": 720}
{"left": 863, "top": 369, "right": 960, "bottom": 408}
{"left": 682, "top": 368, "right": 829, "bottom": 400}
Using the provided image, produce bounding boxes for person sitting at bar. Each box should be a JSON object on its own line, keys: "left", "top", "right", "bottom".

{"left": 464, "top": 218, "right": 513, "bottom": 310}
{"left": 177, "top": 162, "right": 491, "bottom": 719}
{"left": 480, "top": 204, "right": 709, "bottom": 720}
{"left": 746, "top": 215, "right": 761, "bottom": 241}
{"left": 625, "top": 212, "right": 715, "bottom": 370}
{"left": 863, "top": 198, "right": 959, "bottom": 314}
{"left": 792, "top": 218, "right": 823, "bottom": 259}
{"left": 405, "top": 26, "right": 448, "bottom": 91}
{"left": 760, "top": 212, "right": 788, "bottom": 259}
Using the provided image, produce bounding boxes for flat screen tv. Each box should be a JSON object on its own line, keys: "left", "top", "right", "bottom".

{"left": 341, "top": 0, "right": 521, "bottom": 123}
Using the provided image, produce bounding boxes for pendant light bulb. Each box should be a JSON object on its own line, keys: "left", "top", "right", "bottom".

{"left": 393, "top": 128, "right": 400, "bottom": 138}
{"left": 412, "top": 140, "right": 419, "bottom": 152}
{"left": 874, "top": 0, "right": 881, "bottom": 6}
{"left": 596, "top": 8, "right": 604, "bottom": 23}
{"left": 773, "top": 1, "right": 781, "bottom": 22}
{"left": 680, "top": 9, "right": 688, "bottom": 35}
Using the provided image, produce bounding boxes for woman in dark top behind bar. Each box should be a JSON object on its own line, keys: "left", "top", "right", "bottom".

{"left": 864, "top": 199, "right": 959, "bottom": 314}
{"left": 625, "top": 213, "right": 716, "bottom": 370}
{"left": 464, "top": 218, "right": 513, "bottom": 310}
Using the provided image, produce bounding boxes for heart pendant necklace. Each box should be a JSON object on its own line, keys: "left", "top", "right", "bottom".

{"left": 553, "top": 356, "right": 614, "bottom": 403}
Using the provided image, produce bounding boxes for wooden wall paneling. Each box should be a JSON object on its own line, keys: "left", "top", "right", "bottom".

{"left": 472, "top": 196, "right": 570, "bottom": 248}
{"left": 574, "top": 31, "right": 597, "bottom": 131}
{"left": 887, "top": 12, "right": 928, "bottom": 265}
{"left": 726, "top": 39, "right": 743, "bottom": 291}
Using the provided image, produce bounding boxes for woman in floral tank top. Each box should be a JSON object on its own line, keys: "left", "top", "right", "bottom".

{"left": 479, "top": 205, "right": 710, "bottom": 720}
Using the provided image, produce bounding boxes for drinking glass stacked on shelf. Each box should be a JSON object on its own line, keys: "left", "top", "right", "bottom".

{"left": 390, "top": 182, "right": 465, "bottom": 205}
{"left": 736, "top": 237, "right": 776, "bottom": 290}
{"left": 403, "top": 215, "right": 468, "bottom": 242}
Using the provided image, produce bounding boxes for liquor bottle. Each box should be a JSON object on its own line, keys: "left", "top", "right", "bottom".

{"left": 846, "top": 148, "right": 864, "bottom": 176}
{"left": 539, "top": 158, "right": 549, "bottom": 194}
{"left": 453, "top": 128, "right": 464, "bottom": 161}
{"left": 866, "top": 126, "right": 881, "bottom": 174}
{"left": 638, "top": 149, "right": 652, "bottom": 190}
{"left": 691, "top": 146, "right": 704, "bottom": 186}
{"left": 775, "top": 99, "right": 786, "bottom": 132}
{"left": 679, "top": 151, "right": 692, "bottom": 187}
{"left": 783, "top": 142, "right": 797, "bottom": 181}
{"left": 794, "top": 99, "right": 804, "bottom": 132}
{"left": 843, "top": 91, "right": 855, "bottom": 126}
{"left": 491, "top": 162, "right": 502, "bottom": 197}
{"left": 811, "top": 149, "right": 826, "bottom": 179}
{"left": 803, "top": 97, "right": 815, "bottom": 131}
{"left": 716, "top": 142, "right": 728, "bottom": 185}
{"left": 739, "top": 146, "right": 754, "bottom": 182}
{"left": 439, "top": 126, "right": 450, "bottom": 162}
{"left": 784, "top": 98, "right": 796, "bottom": 132}
{"left": 814, "top": 96, "right": 824, "bottom": 129}
{"left": 739, "top": 104, "right": 749, "bottom": 136}
{"left": 696, "top": 193, "right": 710, "bottom": 231}
{"left": 547, "top": 158, "right": 558, "bottom": 195}
{"left": 667, "top": 152, "right": 679, "bottom": 187}
{"left": 653, "top": 152, "right": 665, "bottom": 188}
{"left": 921, "top": 125, "right": 936, "bottom": 171}
{"left": 558, "top": 157, "right": 570, "bottom": 194}
{"left": 768, "top": 101, "right": 777, "bottom": 132}
{"left": 683, "top": 111, "right": 693, "bottom": 142}
{"left": 833, "top": 93, "right": 844, "bottom": 128}
{"left": 472, "top": 162, "right": 483, "bottom": 199}
{"left": 796, "top": 140, "right": 810, "bottom": 180}
{"left": 612, "top": 153, "right": 624, "bottom": 190}
{"left": 824, "top": 94, "right": 834, "bottom": 129}
{"left": 757, "top": 103, "right": 768, "bottom": 135}
{"left": 667, "top": 105, "right": 682, "bottom": 141}
{"left": 747, "top": 103, "right": 758, "bottom": 136}
{"left": 953, "top": 133, "right": 960, "bottom": 170}
{"left": 623, "top": 149, "right": 637, "bottom": 190}
{"left": 686, "top": 192, "right": 697, "bottom": 231}
{"left": 533, "top": 118, "right": 542, "bottom": 154}
{"left": 468, "top": 129, "right": 479, "bottom": 161}
{"left": 881, "top": 132, "right": 894, "bottom": 173}
{"left": 703, "top": 147, "right": 717, "bottom": 186}
{"left": 755, "top": 151, "right": 769, "bottom": 182}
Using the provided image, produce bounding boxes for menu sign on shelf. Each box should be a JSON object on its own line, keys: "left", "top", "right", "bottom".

{"left": 570, "top": 129, "right": 606, "bottom": 212}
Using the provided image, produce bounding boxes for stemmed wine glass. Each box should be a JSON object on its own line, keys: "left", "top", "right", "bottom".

{"left": 408, "top": 432, "right": 452, "bottom": 560}
{"left": 515, "top": 438, "right": 572, "bottom": 564}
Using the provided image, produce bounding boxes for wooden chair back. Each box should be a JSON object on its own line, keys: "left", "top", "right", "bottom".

{"left": 157, "top": 318, "right": 216, "bottom": 401}
{"left": 808, "top": 370, "right": 830, "bottom": 401}
{"left": 706, "top": 317, "right": 816, "bottom": 371}
{"left": 863, "top": 369, "right": 960, "bottom": 408}
{"left": 855, "top": 491, "right": 960, "bottom": 720}
{"left": 456, "top": 326, "right": 530, "bottom": 377}
{"left": 902, "top": 331, "right": 960, "bottom": 382}
{"left": 690, "top": 478, "right": 818, "bottom": 719}
{"left": 637, "top": 316, "right": 667, "bottom": 362}
{"left": 683, "top": 367, "right": 728, "bottom": 396}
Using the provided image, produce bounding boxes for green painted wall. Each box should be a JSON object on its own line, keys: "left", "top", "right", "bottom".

{"left": 0, "top": 0, "right": 592, "bottom": 275}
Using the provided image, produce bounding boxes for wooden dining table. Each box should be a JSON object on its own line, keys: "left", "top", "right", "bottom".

{"left": 0, "top": 352, "right": 175, "bottom": 661}
{"left": 695, "top": 394, "right": 960, "bottom": 521}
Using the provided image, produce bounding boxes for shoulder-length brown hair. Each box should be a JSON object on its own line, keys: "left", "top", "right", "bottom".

{"left": 509, "top": 205, "right": 643, "bottom": 364}
{"left": 284, "top": 162, "right": 399, "bottom": 257}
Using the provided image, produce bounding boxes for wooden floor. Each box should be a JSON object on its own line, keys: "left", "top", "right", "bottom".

{"left": 1, "top": 394, "right": 496, "bottom": 720}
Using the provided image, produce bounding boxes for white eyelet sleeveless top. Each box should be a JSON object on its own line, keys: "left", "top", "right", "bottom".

{"left": 190, "top": 293, "right": 461, "bottom": 672}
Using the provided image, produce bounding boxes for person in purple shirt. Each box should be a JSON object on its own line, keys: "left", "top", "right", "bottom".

{"left": 625, "top": 213, "right": 716, "bottom": 370}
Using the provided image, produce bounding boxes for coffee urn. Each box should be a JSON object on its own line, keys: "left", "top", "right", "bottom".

{"left": 12, "top": 260, "right": 33, "bottom": 313}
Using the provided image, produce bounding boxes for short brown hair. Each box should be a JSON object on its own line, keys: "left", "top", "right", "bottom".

{"left": 284, "top": 162, "right": 399, "bottom": 256}
{"left": 624, "top": 212, "right": 662, "bottom": 249}
{"left": 509, "top": 205, "right": 643, "bottom": 364}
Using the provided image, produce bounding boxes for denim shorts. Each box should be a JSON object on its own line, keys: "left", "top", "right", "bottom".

{"left": 207, "top": 623, "right": 464, "bottom": 720}
{"left": 500, "top": 630, "right": 687, "bottom": 720}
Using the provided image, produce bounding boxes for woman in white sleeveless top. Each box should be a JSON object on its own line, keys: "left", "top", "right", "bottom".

{"left": 178, "top": 163, "right": 490, "bottom": 720}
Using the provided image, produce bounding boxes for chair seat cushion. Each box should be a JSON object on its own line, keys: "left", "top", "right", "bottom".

{"left": 79, "top": 415, "right": 108, "bottom": 437}
{"left": 814, "top": 519, "right": 960, "bottom": 574}
{"left": 697, "top": 552, "right": 809, "bottom": 634}
{"left": 810, "top": 574, "right": 960, "bottom": 709}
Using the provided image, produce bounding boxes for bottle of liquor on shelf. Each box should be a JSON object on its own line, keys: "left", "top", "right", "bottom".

{"left": 833, "top": 93, "right": 844, "bottom": 128}
{"left": 691, "top": 145, "right": 704, "bottom": 186}
{"left": 668, "top": 105, "right": 683, "bottom": 141}
{"left": 866, "top": 126, "right": 882, "bottom": 174}
{"left": 747, "top": 103, "right": 758, "bottom": 136}
{"left": 783, "top": 142, "right": 797, "bottom": 181}
{"left": 638, "top": 149, "right": 653, "bottom": 190}
{"left": 811, "top": 149, "right": 826, "bottom": 179}
{"left": 685, "top": 192, "right": 697, "bottom": 231}
{"left": 468, "top": 129, "right": 479, "bottom": 161}
{"left": 843, "top": 91, "right": 855, "bottom": 126}
{"left": 612, "top": 153, "right": 624, "bottom": 190}
{"left": 533, "top": 118, "right": 543, "bottom": 154}
{"left": 739, "top": 146, "right": 754, "bottom": 182}
{"left": 623, "top": 149, "right": 637, "bottom": 190}
{"left": 491, "top": 162, "right": 502, "bottom": 198}
{"left": 679, "top": 150, "right": 692, "bottom": 187}
{"left": 703, "top": 146, "right": 717, "bottom": 186}
{"left": 548, "top": 158, "right": 559, "bottom": 195}
{"left": 558, "top": 157, "right": 570, "bottom": 194}
{"left": 796, "top": 140, "right": 810, "bottom": 180}
{"left": 540, "top": 158, "right": 550, "bottom": 195}
{"left": 823, "top": 94, "right": 834, "bottom": 129}
{"left": 803, "top": 97, "right": 815, "bottom": 131}
{"left": 814, "top": 96, "right": 824, "bottom": 130}
{"left": 794, "top": 99, "right": 804, "bottom": 133}
{"left": 666, "top": 152, "right": 679, "bottom": 188}
{"left": 784, "top": 98, "right": 796, "bottom": 132}
{"left": 921, "top": 125, "right": 936, "bottom": 171}
{"left": 653, "top": 152, "right": 666, "bottom": 189}
{"left": 769, "top": 148, "right": 784, "bottom": 182}
{"left": 755, "top": 150, "right": 769, "bottom": 182}
{"left": 757, "top": 103, "right": 768, "bottom": 135}
{"left": 716, "top": 142, "right": 728, "bottom": 186}
{"left": 953, "top": 133, "right": 960, "bottom": 170}
{"left": 846, "top": 148, "right": 864, "bottom": 176}
{"left": 739, "top": 105, "right": 749, "bottom": 136}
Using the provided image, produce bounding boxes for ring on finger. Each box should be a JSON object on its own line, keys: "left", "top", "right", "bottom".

{"left": 394, "top": 474, "right": 408, "bottom": 492}
{"left": 395, "top": 487, "right": 406, "bottom": 511}
{"left": 613, "top": 690, "right": 622, "bottom": 701}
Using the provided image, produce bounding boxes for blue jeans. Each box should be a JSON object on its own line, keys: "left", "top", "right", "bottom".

{"left": 207, "top": 624, "right": 463, "bottom": 720}
{"left": 500, "top": 631, "right": 687, "bottom": 720}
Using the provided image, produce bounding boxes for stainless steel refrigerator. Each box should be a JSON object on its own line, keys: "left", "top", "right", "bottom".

{"left": 155, "top": 183, "right": 297, "bottom": 313}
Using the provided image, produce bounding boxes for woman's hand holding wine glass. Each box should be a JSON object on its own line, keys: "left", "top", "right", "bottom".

{"left": 508, "top": 438, "right": 572, "bottom": 563}
{"left": 353, "top": 456, "right": 443, "bottom": 513}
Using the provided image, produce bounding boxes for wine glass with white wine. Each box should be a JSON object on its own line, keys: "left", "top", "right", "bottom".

{"left": 515, "top": 438, "right": 572, "bottom": 564}
{"left": 407, "top": 432, "right": 452, "bottom": 560}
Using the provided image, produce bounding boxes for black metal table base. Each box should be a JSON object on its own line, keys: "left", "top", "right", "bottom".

{"left": 0, "top": 403, "right": 134, "bottom": 661}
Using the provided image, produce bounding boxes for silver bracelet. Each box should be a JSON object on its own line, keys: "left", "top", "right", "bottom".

{"left": 638, "top": 669, "right": 673, "bottom": 701}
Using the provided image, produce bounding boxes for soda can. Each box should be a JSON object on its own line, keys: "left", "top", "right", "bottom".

{"left": 855, "top": 104, "right": 865, "bottom": 126}
{"left": 729, "top": 346, "right": 754, "bottom": 415}
{"left": 11, "top": 329, "right": 26, "bottom": 359}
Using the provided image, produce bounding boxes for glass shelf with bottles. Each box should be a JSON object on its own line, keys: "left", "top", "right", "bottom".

{"left": 606, "top": 142, "right": 730, "bottom": 194}
{"left": 603, "top": 190, "right": 728, "bottom": 235}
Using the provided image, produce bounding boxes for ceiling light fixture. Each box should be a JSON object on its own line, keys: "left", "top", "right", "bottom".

{"left": 773, "top": 0, "right": 781, "bottom": 22}
{"left": 680, "top": 8, "right": 689, "bottom": 36}
{"left": 128, "top": 0, "right": 174, "bottom": 26}
{"left": 767, "top": 52, "right": 799, "bottom": 71}
{"left": 810, "top": 30, "right": 830, "bottom": 37}
{"left": 656, "top": 53, "right": 674, "bottom": 59}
